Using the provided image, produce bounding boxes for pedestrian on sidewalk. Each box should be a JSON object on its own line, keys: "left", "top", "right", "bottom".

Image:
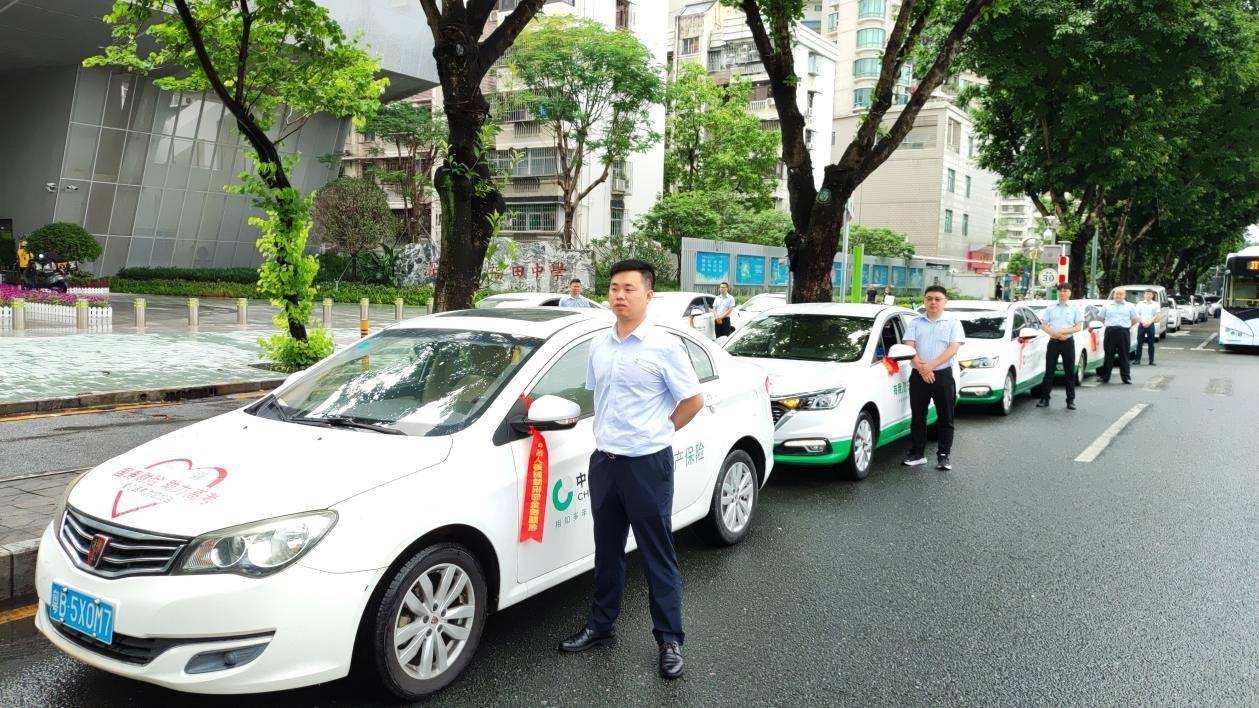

{"left": 866, "top": 284, "right": 878, "bottom": 304}
{"left": 558, "top": 259, "right": 705, "bottom": 681}
{"left": 559, "top": 278, "right": 599, "bottom": 308}
{"left": 713, "top": 282, "right": 736, "bottom": 338}
{"left": 883, "top": 285, "right": 896, "bottom": 306}
{"left": 1098, "top": 288, "right": 1138, "bottom": 384}
{"left": 1037, "top": 284, "right": 1083, "bottom": 410}
{"left": 1135, "top": 289, "right": 1160, "bottom": 365}
{"left": 902, "top": 285, "right": 965, "bottom": 471}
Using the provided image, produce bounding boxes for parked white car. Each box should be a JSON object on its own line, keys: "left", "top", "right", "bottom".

{"left": 722, "top": 303, "right": 931, "bottom": 480}
{"left": 1173, "top": 293, "right": 1206, "bottom": 323}
{"left": 1166, "top": 298, "right": 1182, "bottom": 332}
{"left": 35, "top": 307, "right": 774, "bottom": 700}
{"left": 1109, "top": 284, "right": 1171, "bottom": 339}
{"left": 646, "top": 291, "right": 718, "bottom": 338}
{"left": 475, "top": 292, "right": 607, "bottom": 309}
{"left": 1023, "top": 300, "right": 1106, "bottom": 384}
{"left": 948, "top": 302, "right": 1049, "bottom": 415}
{"left": 730, "top": 292, "right": 786, "bottom": 328}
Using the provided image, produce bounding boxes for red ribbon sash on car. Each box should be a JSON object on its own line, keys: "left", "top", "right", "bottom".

{"left": 881, "top": 356, "right": 900, "bottom": 376}
{"left": 1017, "top": 337, "right": 1030, "bottom": 369}
{"left": 1088, "top": 328, "right": 1098, "bottom": 352}
{"left": 518, "top": 396, "right": 548, "bottom": 543}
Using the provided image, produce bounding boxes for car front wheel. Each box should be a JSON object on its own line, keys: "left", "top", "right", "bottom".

{"left": 696, "top": 449, "right": 758, "bottom": 546}
{"left": 370, "top": 543, "right": 488, "bottom": 701}
{"left": 994, "top": 371, "right": 1015, "bottom": 416}
{"left": 840, "top": 410, "right": 876, "bottom": 481}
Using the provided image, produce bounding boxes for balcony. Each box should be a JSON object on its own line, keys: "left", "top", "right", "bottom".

{"left": 611, "top": 162, "right": 631, "bottom": 194}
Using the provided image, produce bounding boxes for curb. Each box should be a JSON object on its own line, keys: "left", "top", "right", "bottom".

{"left": 1, "top": 538, "right": 40, "bottom": 602}
{"left": 0, "top": 378, "right": 286, "bottom": 418}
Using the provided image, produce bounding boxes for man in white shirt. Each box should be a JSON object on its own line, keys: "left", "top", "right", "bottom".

{"left": 559, "top": 278, "right": 598, "bottom": 308}
{"left": 713, "top": 282, "right": 736, "bottom": 337}
{"left": 1134, "top": 289, "right": 1160, "bottom": 365}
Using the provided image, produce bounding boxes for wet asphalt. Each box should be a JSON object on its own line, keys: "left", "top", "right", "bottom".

{"left": 1, "top": 324, "right": 1257, "bottom": 707}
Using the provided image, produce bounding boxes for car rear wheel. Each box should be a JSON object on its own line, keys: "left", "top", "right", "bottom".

{"left": 371, "top": 543, "right": 487, "bottom": 701}
{"left": 840, "top": 411, "right": 876, "bottom": 481}
{"left": 994, "top": 371, "right": 1015, "bottom": 416}
{"left": 696, "top": 449, "right": 758, "bottom": 546}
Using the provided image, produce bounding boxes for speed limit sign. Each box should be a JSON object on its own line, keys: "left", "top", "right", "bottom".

{"left": 1038, "top": 268, "right": 1057, "bottom": 287}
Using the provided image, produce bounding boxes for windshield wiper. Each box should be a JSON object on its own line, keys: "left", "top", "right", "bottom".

{"left": 291, "top": 415, "right": 405, "bottom": 435}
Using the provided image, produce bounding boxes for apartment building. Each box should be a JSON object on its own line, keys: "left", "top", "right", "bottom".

{"left": 824, "top": 0, "right": 1000, "bottom": 262}
{"left": 667, "top": 1, "right": 839, "bottom": 209}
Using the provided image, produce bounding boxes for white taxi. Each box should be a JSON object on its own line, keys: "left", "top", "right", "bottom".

{"left": 34, "top": 308, "right": 774, "bottom": 700}
{"left": 949, "top": 302, "right": 1049, "bottom": 415}
{"left": 722, "top": 303, "right": 928, "bottom": 480}
{"left": 475, "top": 292, "right": 607, "bottom": 309}
{"left": 730, "top": 292, "right": 786, "bottom": 329}
{"left": 1024, "top": 300, "right": 1106, "bottom": 385}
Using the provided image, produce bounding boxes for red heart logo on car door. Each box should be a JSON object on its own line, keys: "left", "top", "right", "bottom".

{"left": 110, "top": 458, "right": 229, "bottom": 519}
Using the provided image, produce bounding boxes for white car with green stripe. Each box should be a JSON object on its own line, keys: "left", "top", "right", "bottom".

{"left": 948, "top": 302, "right": 1049, "bottom": 415}
{"left": 1024, "top": 300, "right": 1108, "bottom": 384}
{"left": 721, "top": 303, "right": 932, "bottom": 480}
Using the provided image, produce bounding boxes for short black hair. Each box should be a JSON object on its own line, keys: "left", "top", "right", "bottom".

{"left": 609, "top": 259, "right": 655, "bottom": 289}
{"left": 569, "top": 278, "right": 582, "bottom": 285}
{"left": 924, "top": 284, "right": 948, "bottom": 297}
{"left": 1059, "top": 283, "right": 1072, "bottom": 291}
{"left": 720, "top": 281, "right": 730, "bottom": 288}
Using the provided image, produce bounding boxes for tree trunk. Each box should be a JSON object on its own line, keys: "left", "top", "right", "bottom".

{"left": 562, "top": 203, "right": 576, "bottom": 249}
{"left": 432, "top": 107, "right": 501, "bottom": 311}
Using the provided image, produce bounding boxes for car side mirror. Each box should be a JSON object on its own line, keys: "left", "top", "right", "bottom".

{"left": 887, "top": 343, "right": 916, "bottom": 361}
{"left": 518, "top": 395, "right": 582, "bottom": 432}
{"left": 1018, "top": 327, "right": 1041, "bottom": 340}
{"left": 687, "top": 306, "right": 707, "bottom": 317}
{"left": 1089, "top": 320, "right": 1103, "bottom": 330}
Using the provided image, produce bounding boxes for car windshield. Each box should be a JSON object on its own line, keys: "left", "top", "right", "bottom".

{"left": 257, "top": 329, "right": 541, "bottom": 436}
{"left": 648, "top": 297, "right": 702, "bottom": 318}
{"left": 725, "top": 314, "right": 873, "bottom": 362}
{"left": 955, "top": 315, "right": 1006, "bottom": 339}
{"left": 475, "top": 296, "right": 528, "bottom": 309}
{"left": 1117, "top": 290, "right": 1157, "bottom": 304}
{"left": 743, "top": 296, "right": 784, "bottom": 313}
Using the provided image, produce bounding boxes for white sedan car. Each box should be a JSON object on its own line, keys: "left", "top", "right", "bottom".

{"left": 722, "top": 303, "right": 929, "bottom": 480}
{"left": 35, "top": 308, "right": 774, "bottom": 700}
{"left": 730, "top": 292, "right": 786, "bottom": 329}
{"left": 476, "top": 292, "right": 606, "bottom": 309}
{"left": 1024, "top": 300, "right": 1107, "bottom": 384}
{"left": 949, "top": 302, "right": 1049, "bottom": 415}
{"left": 646, "top": 291, "right": 718, "bottom": 338}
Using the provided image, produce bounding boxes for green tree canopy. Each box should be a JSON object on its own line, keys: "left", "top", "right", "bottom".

{"left": 312, "top": 177, "right": 396, "bottom": 280}
{"left": 848, "top": 225, "right": 914, "bottom": 259}
{"left": 27, "top": 222, "right": 103, "bottom": 263}
{"left": 507, "top": 15, "right": 663, "bottom": 247}
{"left": 362, "top": 101, "right": 447, "bottom": 243}
{"left": 665, "top": 63, "right": 780, "bottom": 210}
{"left": 634, "top": 190, "right": 792, "bottom": 252}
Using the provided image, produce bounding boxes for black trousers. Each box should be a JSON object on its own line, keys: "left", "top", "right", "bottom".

{"left": 909, "top": 368, "right": 956, "bottom": 457}
{"left": 587, "top": 447, "right": 683, "bottom": 645}
{"left": 715, "top": 319, "right": 734, "bottom": 337}
{"left": 1137, "top": 325, "right": 1157, "bottom": 363}
{"left": 1099, "top": 326, "right": 1132, "bottom": 382}
{"left": 1041, "top": 338, "right": 1076, "bottom": 401}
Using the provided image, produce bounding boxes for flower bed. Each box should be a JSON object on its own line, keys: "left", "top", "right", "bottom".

{"left": 0, "top": 284, "right": 110, "bottom": 308}
{"left": 0, "top": 284, "right": 112, "bottom": 329}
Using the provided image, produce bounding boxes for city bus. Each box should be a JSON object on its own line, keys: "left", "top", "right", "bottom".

{"left": 1219, "top": 245, "right": 1259, "bottom": 348}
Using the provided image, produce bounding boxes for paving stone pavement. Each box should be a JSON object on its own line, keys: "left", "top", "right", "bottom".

{"left": 0, "top": 472, "right": 76, "bottom": 600}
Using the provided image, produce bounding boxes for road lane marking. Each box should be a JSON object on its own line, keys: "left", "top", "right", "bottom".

{"left": 0, "top": 604, "right": 37, "bottom": 625}
{"left": 1195, "top": 333, "right": 1217, "bottom": 351}
{"left": 1159, "top": 346, "right": 1185, "bottom": 350}
{"left": 1206, "top": 378, "right": 1233, "bottom": 397}
{"left": 1075, "top": 404, "right": 1149, "bottom": 463}
{"left": 1143, "top": 375, "right": 1171, "bottom": 391}
{"left": 0, "top": 400, "right": 175, "bottom": 423}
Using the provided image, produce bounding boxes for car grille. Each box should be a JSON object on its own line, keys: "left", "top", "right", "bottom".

{"left": 770, "top": 401, "right": 789, "bottom": 426}
{"left": 59, "top": 507, "right": 189, "bottom": 579}
{"left": 48, "top": 611, "right": 177, "bottom": 665}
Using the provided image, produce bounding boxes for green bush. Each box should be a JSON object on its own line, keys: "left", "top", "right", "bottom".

{"left": 259, "top": 329, "right": 335, "bottom": 373}
{"left": 116, "top": 267, "right": 260, "bottom": 284}
{"left": 26, "top": 222, "right": 103, "bottom": 262}
{"left": 110, "top": 277, "right": 433, "bottom": 305}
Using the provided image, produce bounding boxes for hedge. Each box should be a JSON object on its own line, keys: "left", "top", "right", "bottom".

{"left": 109, "top": 278, "right": 433, "bottom": 305}
{"left": 115, "top": 267, "right": 260, "bottom": 284}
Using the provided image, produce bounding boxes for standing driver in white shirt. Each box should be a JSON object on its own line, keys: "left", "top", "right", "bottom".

{"left": 558, "top": 259, "right": 705, "bottom": 681}
{"left": 713, "top": 281, "right": 736, "bottom": 337}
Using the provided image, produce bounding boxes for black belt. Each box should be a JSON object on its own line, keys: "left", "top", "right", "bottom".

{"left": 1105, "top": 325, "right": 1129, "bottom": 329}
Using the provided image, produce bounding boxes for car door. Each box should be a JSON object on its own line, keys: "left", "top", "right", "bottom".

{"left": 668, "top": 334, "right": 723, "bottom": 514}
{"left": 1019, "top": 307, "right": 1048, "bottom": 382}
{"left": 873, "top": 313, "right": 912, "bottom": 433}
{"left": 514, "top": 335, "right": 600, "bottom": 583}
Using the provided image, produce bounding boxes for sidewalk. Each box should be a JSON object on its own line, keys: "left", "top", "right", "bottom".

{"left": 0, "top": 471, "right": 75, "bottom": 600}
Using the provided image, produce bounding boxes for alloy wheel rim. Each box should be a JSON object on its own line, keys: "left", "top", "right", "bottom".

{"left": 1003, "top": 377, "right": 1014, "bottom": 411}
{"left": 394, "top": 563, "right": 476, "bottom": 680}
{"left": 720, "top": 461, "right": 755, "bottom": 534}
{"left": 853, "top": 418, "right": 873, "bottom": 471}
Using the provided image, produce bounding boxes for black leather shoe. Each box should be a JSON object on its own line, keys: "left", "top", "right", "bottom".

{"left": 1122, "top": 380, "right": 1132, "bottom": 384}
{"left": 559, "top": 627, "right": 616, "bottom": 653}
{"left": 1066, "top": 401, "right": 1077, "bottom": 410}
{"left": 659, "top": 641, "right": 684, "bottom": 679}
{"left": 1036, "top": 399, "right": 1049, "bottom": 407}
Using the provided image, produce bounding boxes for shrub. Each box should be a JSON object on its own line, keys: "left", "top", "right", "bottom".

{"left": 26, "top": 222, "right": 103, "bottom": 263}
{"left": 115, "top": 267, "right": 259, "bottom": 284}
{"left": 109, "top": 277, "right": 433, "bottom": 306}
{"left": 259, "top": 328, "right": 335, "bottom": 373}
{"left": 590, "top": 234, "right": 678, "bottom": 289}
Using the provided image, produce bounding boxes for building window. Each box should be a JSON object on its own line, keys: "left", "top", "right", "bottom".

{"left": 827, "top": 12, "right": 839, "bottom": 32}
{"left": 761, "top": 119, "right": 781, "bottom": 132}
{"left": 965, "top": 175, "right": 972, "bottom": 198}
{"left": 853, "top": 58, "right": 880, "bottom": 78}
{"left": 946, "top": 118, "right": 962, "bottom": 153}
{"left": 853, "top": 88, "right": 873, "bottom": 108}
{"left": 962, "top": 213, "right": 970, "bottom": 237}
{"left": 967, "top": 134, "right": 976, "bottom": 158}
{"left": 944, "top": 209, "right": 953, "bottom": 234}
{"left": 615, "top": 0, "right": 630, "bottom": 31}
{"left": 856, "top": 28, "right": 885, "bottom": 50}
{"left": 681, "top": 37, "right": 699, "bottom": 55}
{"left": 946, "top": 168, "right": 956, "bottom": 193}
{"left": 858, "top": 0, "right": 885, "bottom": 19}
{"left": 505, "top": 202, "right": 559, "bottom": 232}
{"left": 808, "top": 53, "right": 821, "bottom": 75}
{"left": 610, "top": 199, "right": 625, "bottom": 236}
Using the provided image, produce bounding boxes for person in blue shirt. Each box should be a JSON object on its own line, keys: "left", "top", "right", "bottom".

{"left": 1134, "top": 289, "right": 1161, "bottom": 365}
{"left": 558, "top": 278, "right": 598, "bottom": 308}
{"left": 1098, "top": 288, "right": 1139, "bottom": 384}
{"left": 558, "top": 259, "right": 704, "bottom": 681}
{"left": 713, "top": 282, "right": 736, "bottom": 337}
{"left": 1037, "top": 284, "right": 1083, "bottom": 409}
{"left": 902, "top": 285, "right": 966, "bottom": 471}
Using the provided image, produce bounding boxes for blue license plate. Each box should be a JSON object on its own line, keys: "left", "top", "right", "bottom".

{"left": 48, "top": 582, "right": 115, "bottom": 645}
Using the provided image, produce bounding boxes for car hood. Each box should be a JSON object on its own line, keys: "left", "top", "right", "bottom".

{"left": 738, "top": 356, "right": 867, "bottom": 397}
{"left": 67, "top": 411, "right": 452, "bottom": 537}
{"left": 955, "top": 339, "right": 1007, "bottom": 359}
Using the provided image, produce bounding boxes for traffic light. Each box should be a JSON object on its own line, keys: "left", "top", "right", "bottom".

{"left": 1057, "top": 255, "right": 1069, "bottom": 285}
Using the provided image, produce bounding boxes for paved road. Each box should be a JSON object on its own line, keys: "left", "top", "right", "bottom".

{"left": 2, "top": 323, "right": 1257, "bottom": 706}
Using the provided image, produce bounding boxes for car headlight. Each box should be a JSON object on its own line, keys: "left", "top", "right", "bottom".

{"left": 959, "top": 356, "right": 999, "bottom": 369}
{"left": 778, "top": 389, "right": 844, "bottom": 410}
{"left": 177, "top": 511, "right": 337, "bottom": 578}
{"left": 52, "top": 472, "right": 89, "bottom": 528}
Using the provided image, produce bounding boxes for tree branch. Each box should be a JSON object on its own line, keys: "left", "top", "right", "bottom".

{"left": 467, "top": 0, "right": 497, "bottom": 30}
{"left": 859, "top": 0, "right": 919, "bottom": 151}
{"left": 480, "top": 1, "right": 545, "bottom": 75}
{"left": 416, "top": 0, "right": 442, "bottom": 36}
{"left": 235, "top": 0, "right": 251, "bottom": 106}
{"left": 578, "top": 161, "right": 612, "bottom": 203}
